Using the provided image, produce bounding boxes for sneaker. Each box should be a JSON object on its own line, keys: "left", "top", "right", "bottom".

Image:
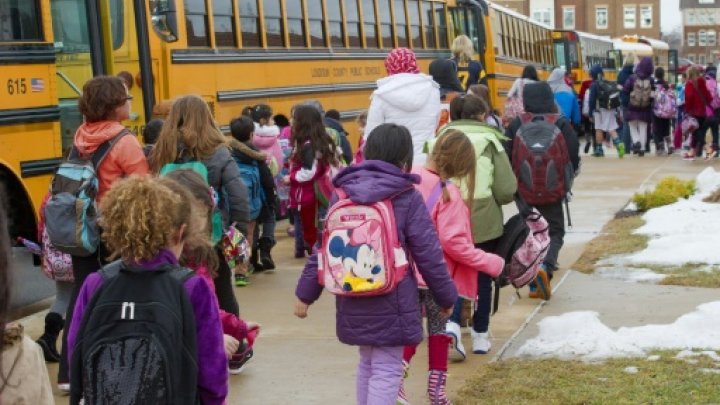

{"left": 57, "top": 382, "right": 71, "bottom": 394}
{"left": 470, "top": 330, "right": 491, "bottom": 354}
{"left": 615, "top": 140, "right": 625, "bottom": 158}
{"left": 444, "top": 321, "right": 466, "bottom": 361}
{"left": 592, "top": 146, "right": 604, "bottom": 157}
{"left": 234, "top": 273, "right": 250, "bottom": 287}
{"left": 528, "top": 281, "right": 539, "bottom": 299}
{"left": 229, "top": 347, "right": 253, "bottom": 375}
{"left": 533, "top": 267, "right": 552, "bottom": 300}
{"left": 704, "top": 145, "right": 717, "bottom": 160}
{"left": 682, "top": 151, "right": 696, "bottom": 161}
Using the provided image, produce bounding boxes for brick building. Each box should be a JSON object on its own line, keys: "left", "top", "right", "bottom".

{"left": 524, "top": 0, "right": 662, "bottom": 39}
{"left": 680, "top": 0, "right": 720, "bottom": 65}
{"left": 495, "top": 0, "right": 529, "bottom": 15}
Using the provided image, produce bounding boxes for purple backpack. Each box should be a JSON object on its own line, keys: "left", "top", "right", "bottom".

{"left": 653, "top": 86, "right": 676, "bottom": 119}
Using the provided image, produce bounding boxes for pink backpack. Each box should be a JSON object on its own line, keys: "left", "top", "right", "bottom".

{"left": 318, "top": 188, "right": 409, "bottom": 296}
{"left": 503, "top": 79, "right": 526, "bottom": 122}
{"left": 705, "top": 76, "right": 720, "bottom": 110}
{"left": 653, "top": 86, "right": 676, "bottom": 119}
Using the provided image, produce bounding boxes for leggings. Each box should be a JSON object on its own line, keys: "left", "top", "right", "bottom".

{"left": 49, "top": 280, "right": 73, "bottom": 316}
{"left": 420, "top": 290, "right": 444, "bottom": 335}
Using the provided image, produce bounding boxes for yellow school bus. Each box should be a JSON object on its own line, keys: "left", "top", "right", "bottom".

{"left": 0, "top": 0, "right": 61, "bottom": 240}
{"left": 553, "top": 30, "right": 616, "bottom": 91}
{"left": 54, "top": 0, "right": 456, "bottom": 151}
{"left": 449, "top": 0, "right": 555, "bottom": 114}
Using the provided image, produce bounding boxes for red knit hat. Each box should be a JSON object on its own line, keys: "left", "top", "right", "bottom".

{"left": 384, "top": 48, "right": 420, "bottom": 75}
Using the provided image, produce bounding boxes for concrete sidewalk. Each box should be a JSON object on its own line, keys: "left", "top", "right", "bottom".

{"left": 18, "top": 153, "right": 720, "bottom": 404}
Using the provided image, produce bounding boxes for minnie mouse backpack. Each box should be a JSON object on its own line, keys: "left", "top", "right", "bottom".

{"left": 317, "top": 188, "right": 409, "bottom": 296}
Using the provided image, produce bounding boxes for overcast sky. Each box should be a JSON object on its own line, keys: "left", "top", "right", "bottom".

{"left": 662, "top": 0, "right": 682, "bottom": 32}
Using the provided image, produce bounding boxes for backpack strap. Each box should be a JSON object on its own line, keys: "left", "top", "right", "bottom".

{"left": 98, "top": 260, "right": 126, "bottom": 280}
{"left": 77, "top": 128, "right": 130, "bottom": 170}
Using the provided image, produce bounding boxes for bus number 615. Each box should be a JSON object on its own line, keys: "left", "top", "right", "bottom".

{"left": 7, "top": 78, "right": 27, "bottom": 95}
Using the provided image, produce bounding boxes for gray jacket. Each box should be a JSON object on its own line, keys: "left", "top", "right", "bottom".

{"left": 203, "top": 146, "right": 249, "bottom": 235}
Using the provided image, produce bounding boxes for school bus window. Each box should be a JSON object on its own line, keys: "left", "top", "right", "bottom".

{"left": 393, "top": 0, "right": 408, "bottom": 48}
{"left": 507, "top": 15, "right": 515, "bottom": 58}
{"left": 346, "top": 1, "right": 362, "bottom": 47}
{"left": 0, "top": 0, "right": 42, "bottom": 41}
{"left": 184, "top": 0, "right": 210, "bottom": 47}
{"left": 263, "top": 0, "right": 284, "bottom": 47}
{"left": 466, "top": 8, "right": 480, "bottom": 50}
{"left": 379, "top": 0, "right": 394, "bottom": 48}
{"left": 421, "top": 1, "right": 434, "bottom": 48}
{"left": 434, "top": 2, "right": 448, "bottom": 48}
{"left": 326, "top": 0, "right": 344, "bottom": 47}
{"left": 491, "top": 9, "right": 503, "bottom": 55}
{"left": 407, "top": 0, "right": 421, "bottom": 48}
{"left": 286, "top": 0, "right": 306, "bottom": 47}
{"left": 362, "top": 0, "right": 379, "bottom": 48}
{"left": 213, "top": 0, "right": 237, "bottom": 47}
{"left": 238, "top": 0, "right": 261, "bottom": 47}
{"left": 307, "top": 0, "right": 326, "bottom": 47}
{"left": 53, "top": 0, "right": 124, "bottom": 51}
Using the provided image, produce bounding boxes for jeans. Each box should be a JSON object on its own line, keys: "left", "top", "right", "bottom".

{"left": 622, "top": 109, "right": 633, "bottom": 151}
{"left": 356, "top": 346, "right": 404, "bottom": 405}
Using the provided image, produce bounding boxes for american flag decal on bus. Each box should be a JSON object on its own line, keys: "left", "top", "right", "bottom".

{"left": 31, "top": 78, "right": 44, "bottom": 92}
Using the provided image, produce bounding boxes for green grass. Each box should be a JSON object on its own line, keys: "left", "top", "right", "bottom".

{"left": 455, "top": 351, "right": 720, "bottom": 404}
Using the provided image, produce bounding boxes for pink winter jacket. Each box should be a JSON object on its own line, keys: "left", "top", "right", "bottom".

{"left": 412, "top": 167, "right": 504, "bottom": 299}
{"left": 252, "top": 124, "right": 283, "bottom": 173}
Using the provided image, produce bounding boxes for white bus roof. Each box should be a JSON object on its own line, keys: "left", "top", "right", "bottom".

{"left": 487, "top": 1, "right": 554, "bottom": 30}
{"left": 577, "top": 31, "right": 613, "bottom": 44}
{"left": 612, "top": 40, "right": 653, "bottom": 56}
{"left": 639, "top": 37, "right": 670, "bottom": 51}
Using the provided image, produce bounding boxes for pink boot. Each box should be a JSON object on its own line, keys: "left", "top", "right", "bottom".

{"left": 427, "top": 334, "right": 452, "bottom": 405}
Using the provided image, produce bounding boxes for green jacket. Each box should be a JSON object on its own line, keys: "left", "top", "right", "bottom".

{"left": 426, "top": 121, "right": 517, "bottom": 243}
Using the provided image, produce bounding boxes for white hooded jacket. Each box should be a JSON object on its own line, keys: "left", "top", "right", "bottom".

{"left": 365, "top": 73, "right": 441, "bottom": 165}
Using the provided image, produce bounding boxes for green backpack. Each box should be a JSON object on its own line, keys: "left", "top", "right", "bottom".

{"left": 160, "top": 161, "right": 224, "bottom": 245}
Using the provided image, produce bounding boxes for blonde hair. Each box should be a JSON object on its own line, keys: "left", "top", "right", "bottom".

{"left": 451, "top": 35, "right": 475, "bottom": 64}
{"left": 150, "top": 95, "right": 226, "bottom": 173}
{"left": 687, "top": 66, "right": 701, "bottom": 80}
{"left": 99, "top": 176, "right": 191, "bottom": 263}
{"left": 624, "top": 53, "right": 637, "bottom": 66}
{"left": 430, "top": 129, "right": 476, "bottom": 208}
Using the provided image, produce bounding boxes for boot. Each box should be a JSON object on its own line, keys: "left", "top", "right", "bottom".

{"left": 36, "top": 312, "right": 63, "bottom": 362}
{"left": 427, "top": 334, "right": 452, "bottom": 404}
{"left": 249, "top": 243, "right": 263, "bottom": 273}
{"left": 593, "top": 145, "right": 604, "bottom": 157}
{"left": 665, "top": 136, "right": 675, "bottom": 155}
{"left": 613, "top": 138, "right": 625, "bottom": 158}
{"left": 655, "top": 141, "right": 666, "bottom": 156}
{"left": 258, "top": 237, "right": 276, "bottom": 271}
{"left": 396, "top": 359, "right": 411, "bottom": 405}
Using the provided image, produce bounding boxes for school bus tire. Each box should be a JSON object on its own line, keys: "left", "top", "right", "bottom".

{"left": 0, "top": 168, "right": 37, "bottom": 244}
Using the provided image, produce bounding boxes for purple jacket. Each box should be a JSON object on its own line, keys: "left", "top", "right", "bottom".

{"left": 67, "top": 250, "right": 228, "bottom": 405}
{"left": 295, "top": 160, "right": 458, "bottom": 347}
{"left": 623, "top": 57, "right": 655, "bottom": 122}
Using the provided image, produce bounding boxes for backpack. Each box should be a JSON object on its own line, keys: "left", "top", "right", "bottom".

{"left": 511, "top": 114, "right": 574, "bottom": 205}
{"left": 492, "top": 195, "right": 550, "bottom": 313}
{"left": 44, "top": 130, "right": 128, "bottom": 257}
{"left": 629, "top": 78, "right": 652, "bottom": 108}
{"left": 504, "top": 80, "right": 525, "bottom": 122}
{"left": 596, "top": 80, "right": 620, "bottom": 109}
{"left": 70, "top": 261, "right": 199, "bottom": 405}
{"left": 317, "top": 188, "right": 409, "bottom": 296}
{"left": 314, "top": 129, "right": 346, "bottom": 208}
{"left": 705, "top": 76, "right": 720, "bottom": 110}
{"left": 236, "top": 159, "right": 265, "bottom": 220}
{"left": 653, "top": 86, "right": 676, "bottom": 119}
{"left": 160, "top": 160, "right": 224, "bottom": 245}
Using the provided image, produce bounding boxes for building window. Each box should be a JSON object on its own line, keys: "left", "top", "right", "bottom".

{"left": 688, "top": 11, "right": 696, "bottom": 25}
{"left": 531, "top": 8, "right": 551, "bottom": 26}
{"left": 596, "top": 7, "right": 608, "bottom": 29}
{"left": 624, "top": 5, "right": 636, "bottom": 29}
{"left": 640, "top": 5, "right": 652, "bottom": 28}
{"left": 699, "top": 30, "right": 707, "bottom": 46}
{"left": 699, "top": 54, "right": 706, "bottom": 64}
{"left": 688, "top": 54, "right": 695, "bottom": 63}
{"left": 687, "top": 32, "right": 696, "bottom": 46}
{"left": 709, "top": 30, "right": 717, "bottom": 46}
{"left": 562, "top": 7, "right": 575, "bottom": 29}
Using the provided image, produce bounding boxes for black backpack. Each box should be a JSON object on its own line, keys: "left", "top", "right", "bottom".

{"left": 596, "top": 80, "right": 621, "bottom": 109}
{"left": 70, "top": 261, "right": 199, "bottom": 405}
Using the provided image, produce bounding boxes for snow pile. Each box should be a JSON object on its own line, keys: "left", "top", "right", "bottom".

{"left": 627, "top": 168, "right": 720, "bottom": 266}
{"left": 516, "top": 301, "right": 720, "bottom": 360}
{"left": 595, "top": 266, "right": 666, "bottom": 283}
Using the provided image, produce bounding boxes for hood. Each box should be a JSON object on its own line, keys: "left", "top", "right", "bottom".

{"left": 74, "top": 121, "right": 127, "bottom": 156}
{"left": 523, "top": 82, "right": 555, "bottom": 114}
{"left": 636, "top": 57, "right": 654, "bottom": 78}
{"left": 429, "top": 59, "right": 464, "bottom": 92}
{"left": 251, "top": 132, "right": 278, "bottom": 150}
{"left": 548, "top": 67, "right": 573, "bottom": 94}
{"left": 333, "top": 160, "right": 419, "bottom": 204}
{"left": 324, "top": 117, "right": 347, "bottom": 135}
{"left": 590, "top": 64, "right": 604, "bottom": 81}
{"left": 228, "top": 138, "right": 266, "bottom": 161}
{"left": 374, "top": 73, "right": 440, "bottom": 112}
{"left": 620, "top": 64, "right": 634, "bottom": 75}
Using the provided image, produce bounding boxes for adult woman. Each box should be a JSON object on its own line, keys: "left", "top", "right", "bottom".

{"left": 451, "top": 35, "right": 483, "bottom": 90}
{"left": 150, "top": 95, "right": 249, "bottom": 317}
{"left": 622, "top": 56, "right": 655, "bottom": 156}
{"left": 365, "top": 48, "right": 440, "bottom": 165}
{"left": 58, "top": 75, "right": 149, "bottom": 390}
{"left": 683, "top": 66, "right": 713, "bottom": 160}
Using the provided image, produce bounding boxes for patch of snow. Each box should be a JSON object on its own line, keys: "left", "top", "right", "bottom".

{"left": 646, "top": 355, "right": 661, "bottom": 361}
{"left": 595, "top": 267, "right": 666, "bottom": 283}
{"left": 516, "top": 301, "right": 720, "bottom": 360}
{"left": 676, "top": 350, "right": 720, "bottom": 361}
{"left": 700, "top": 368, "right": 720, "bottom": 374}
{"left": 624, "top": 366, "right": 639, "bottom": 374}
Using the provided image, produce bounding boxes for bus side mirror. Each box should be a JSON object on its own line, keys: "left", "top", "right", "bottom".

{"left": 151, "top": 0, "right": 178, "bottom": 43}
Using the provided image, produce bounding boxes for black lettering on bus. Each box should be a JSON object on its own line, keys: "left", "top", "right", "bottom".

{"left": 364, "top": 67, "right": 380, "bottom": 75}
{"left": 311, "top": 68, "right": 330, "bottom": 77}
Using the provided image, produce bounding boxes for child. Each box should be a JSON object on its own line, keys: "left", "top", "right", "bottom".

{"left": 229, "top": 116, "right": 277, "bottom": 281}
{"left": 251, "top": 104, "right": 281, "bottom": 270}
{"left": 161, "top": 170, "right": 260, "bottom": 374}
{"left": 587, "top": 64, "right": 625, "bottom": 157}
{"left": 468, "top": 84, "right": 502, "bottom": 128}
{"left": 142, "top": 118, "right": 163, "bottom": 158}
{"left": 294, "top": 123, "right": 458, "bottom": 405}
{"left": 401, "top": 130, "right": 504, "bottom": 404}
{"left": 288, "top": 105, "right": 340, "bottom": 249}
{"left": 68, "top": 176, "right": 227, "bottom": 404}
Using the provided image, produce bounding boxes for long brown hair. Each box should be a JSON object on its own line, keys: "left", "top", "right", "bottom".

{"left": 430, "top": 129, "right": 476, "bottom": 208}
{"left": 291, "top": 105, "right": 339, "bottom": 166}
{"left": 150, "top": 95, "right": 226, "bottom": 173}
